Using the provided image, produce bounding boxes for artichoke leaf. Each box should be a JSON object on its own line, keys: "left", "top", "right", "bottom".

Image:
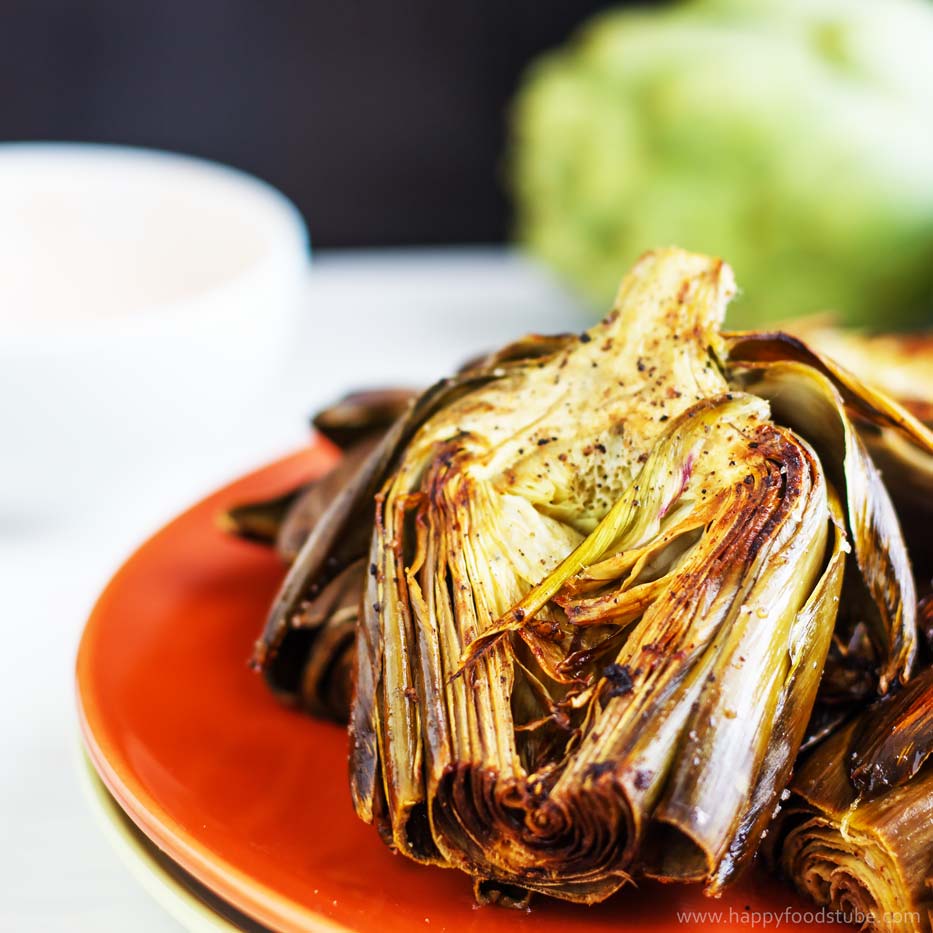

{"left": 223, "top": 387, "right": 419, "bottom": 549}
{"left": 708, "top": 485, "right": 847, "bottom": 891}
{"left": 724, "top": 330, "right": 933, "bottom": 455}
{"left": 311, "top": 388, "right": 420, "bottom": 450}
{"left": 732, "top": 358, "right": 916, "bottom": 693}
{"left": 295, "top": 560, "right": 360, "bottom": 721}
{"left": 849, "top": 666, "right": 933, "bottom": 798}
{"left": 859, "top": 426, "right": 933, "bottom": 586}
{"left": 219, "top": 485, "right": 308, "bottom": 547}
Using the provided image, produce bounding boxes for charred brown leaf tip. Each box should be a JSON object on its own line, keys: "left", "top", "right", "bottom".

{"left": 312, "top": 388, "right": 420, "bottom": 449}
{"left": 219, "top": 486, "right": 306, "bottom": 547}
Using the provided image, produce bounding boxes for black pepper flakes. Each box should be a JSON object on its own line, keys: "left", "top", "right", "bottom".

{"left": 584, "top": 761, "right": 616, "bottom": 782}
{"left": 633, "top": 769, "right": 653, "bottom": 790}
{"left": 602, "top": 663, "right": 634, "bottom": 698}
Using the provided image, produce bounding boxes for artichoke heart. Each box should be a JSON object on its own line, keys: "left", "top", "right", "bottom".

{"left": 252, "top": 247, "right": 931, "bottom": 904}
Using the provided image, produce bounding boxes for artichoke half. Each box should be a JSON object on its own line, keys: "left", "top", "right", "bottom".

{"left": 775, "top": 663, "right": 933, "bottom": 933}
{"left": 249, "top": 248, "right": 932, "bottom": 905}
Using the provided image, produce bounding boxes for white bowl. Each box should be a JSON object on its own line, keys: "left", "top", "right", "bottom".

{"left": 0, "top": 144, "right": 309, "bottom": 524}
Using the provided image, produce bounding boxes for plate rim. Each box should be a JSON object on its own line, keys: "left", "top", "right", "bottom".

{"left": 77, "top": 744, "right": 244, "bottom": 933}
{"left": 76, "top": 447, "right": 352, "bottom": 933}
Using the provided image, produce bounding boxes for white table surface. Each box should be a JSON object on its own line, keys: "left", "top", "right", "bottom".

{"left": 0, "top": 247, "right": 585, "bottom": 932}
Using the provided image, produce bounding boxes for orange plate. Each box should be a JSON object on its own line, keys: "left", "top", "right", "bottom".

{"left": 77, "top": 444, "right": 845, "bottom": 933}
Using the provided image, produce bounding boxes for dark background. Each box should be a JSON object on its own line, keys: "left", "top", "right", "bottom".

{"left": 0, "top": 1, "right": 655, "bottom": 247}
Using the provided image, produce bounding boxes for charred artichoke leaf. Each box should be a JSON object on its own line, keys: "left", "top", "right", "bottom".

{"left": 221, "top": 388, "right": 418, "bottom": 550}
{"left": 781, "top": 323, "right": 933, "bottom": 583}
{"left": 353, "top": 248, "right": 846, "bottom": 900}
{"left": 704, "top": 485, "right": 847, "bottom": 892}
{"left": 860, "top": 426, "right": 933, "bottom": 587}
{"left": 477, "top": 331, "right": 578, "bottom": 368}
{"left": 923, "top": 595, "right": 933, "bottom": 665}
{"left": 312, "top": 388, "right": 420, "bottom": 449}
{"left": 783, "top": 319, "right": 933, "bottom": 425}
{"left": 849, "top": 666, "right": 933, "bottom": 798}
{"left": 224, "top": 390, "right": 413, "bottom": 713}
{"left": 778, "top": 671, "right": 933, "bottom": 933}
{"left": 724, "top": 330, "right": 933, "bottom": 454}
{"left": 254, "top": 370, "right": 502, "bottom": 692}
{"left": 730, "top": 359, "right": 917, "bottom": 693}
{"left": 290, "top": 560, "right": 363, "bottom": 721}
{"left": 860, "top": 426, "right": 933, "bottom": 504}
{"left": 276, "top": 438, "right": 382, "bottom": 563}
{"left": 219, "top": 486, "right": 308, "bottom": 547}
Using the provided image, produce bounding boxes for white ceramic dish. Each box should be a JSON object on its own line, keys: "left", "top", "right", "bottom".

{"left": 0, "top": 143, "right": 309, "bottom": 521}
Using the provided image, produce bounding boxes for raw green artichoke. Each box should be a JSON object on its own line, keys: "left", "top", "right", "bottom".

{"left": 511, "top": 0, "right": 933, "bottom": 329}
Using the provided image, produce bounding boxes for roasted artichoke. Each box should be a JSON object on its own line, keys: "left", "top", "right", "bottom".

{"left": 239, "top": 248, "right": 933, "bottom": 910}
{"left": 775, "top": 658, "right": 933, "bottom": 933}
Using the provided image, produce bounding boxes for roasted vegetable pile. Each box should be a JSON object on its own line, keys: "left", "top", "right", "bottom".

{"left": 228, "top": 248, "right": 933, "bottom": 922}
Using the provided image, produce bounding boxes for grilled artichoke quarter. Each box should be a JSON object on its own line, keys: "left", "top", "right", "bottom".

{"left": 255, "top": 247, "right": 931, "bottom": 904}
{"left": 775, "top": 662, "right": 933, "bottom": 933}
